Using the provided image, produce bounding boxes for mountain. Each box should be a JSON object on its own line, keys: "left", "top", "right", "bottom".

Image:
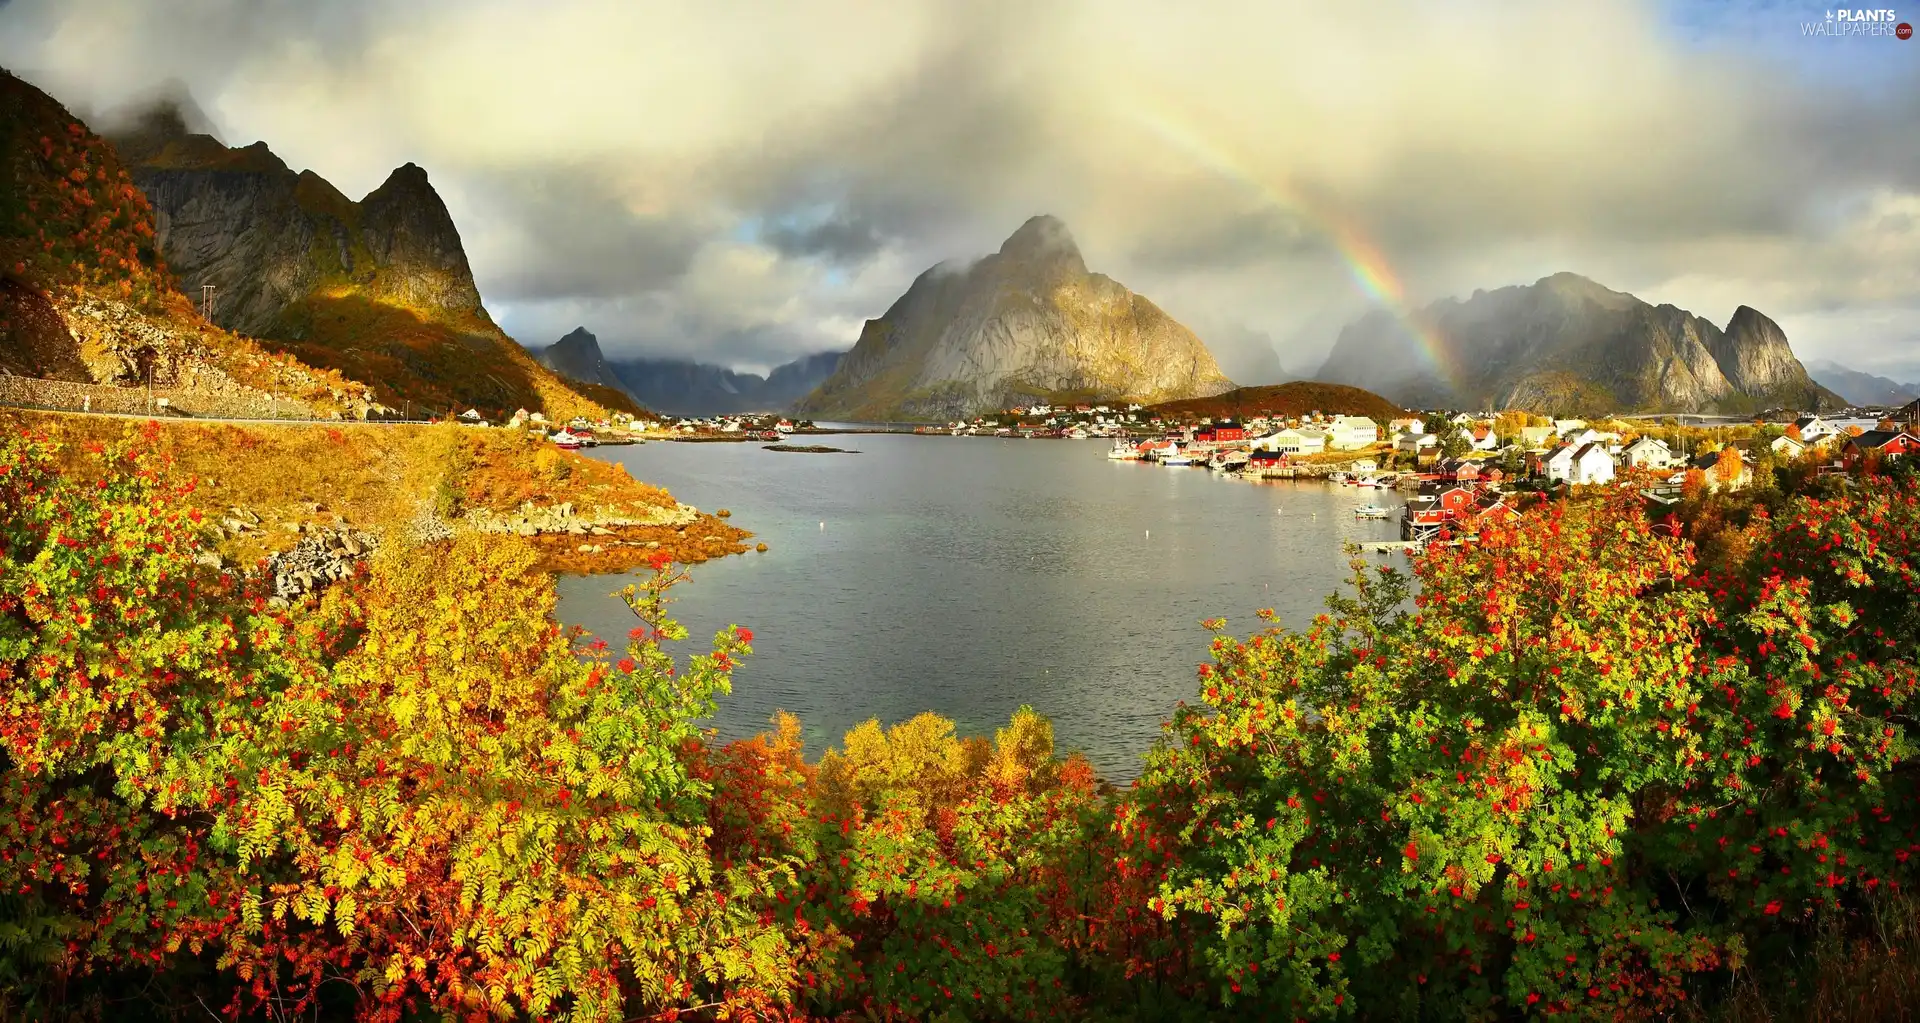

{"left": 536, "top": 326, "right": 628, "bottom": 393}
{"left": 1, "top": 68, "right": 380, "bottom": 418}
{"left": 1148, "top": 382, "right": 1403, "bottom": 425}
{"left": 1316, "top": 273, "right": 1841, "bottom": 415}
{"left": 795, "top": 215, "right": 1234, "bottom": 421}
{"left": 1805, "top": 359, "right": 1919, "bottom": 407}
{"left": 610, "top": 350, "right": 844, "bottom": 417}
{"left": 106, "top": 98, "right": 634, "bottom": 420}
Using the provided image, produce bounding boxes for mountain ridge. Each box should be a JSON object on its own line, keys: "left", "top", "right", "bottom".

{"left": 1805, "top": 359, "right": 1919, "bottom": 407}
{"left": 1316, "top": 272, "right": 1840, "bottom": 415}
{"left": 531, "top": 326, "right": 844, "bottom": 416}
{"left": 0, "top": 68, "right": 382, "bottom": 419}
{"left": 796, "top": 215, "right": 1234, "bottom": 421}
{"left": 105, "top": 97, "right": 634, "bottom": 420}
{"left": 611, "top": 350, "right": 844, "bottom": 417}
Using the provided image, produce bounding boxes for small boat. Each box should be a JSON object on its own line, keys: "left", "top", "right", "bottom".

{"left": 1354, "top": 504, "right": 1393, "bottom": 519}
{"left": 551, "top": 428, "right": 585, "bottom": 450}
{"left": 1107, "top": 440, "right": 1141, "bottom": 460}
{"left": 1162, "top": 451, "right": 1196, "bottom": 466}
{"left": 1352, "top": 475, "right": 1388, "bottom": 489}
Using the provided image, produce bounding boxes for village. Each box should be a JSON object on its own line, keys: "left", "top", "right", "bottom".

{"left": 451, "top": 395, "right": 1920, "bottom": 548}
{"left": 1005, "top": 399, "right": 1920, "bottom": 545}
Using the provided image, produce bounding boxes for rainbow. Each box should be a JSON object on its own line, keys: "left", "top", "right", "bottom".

{"left": 1123, "top": 106, "right": 1458, "bottom": 393}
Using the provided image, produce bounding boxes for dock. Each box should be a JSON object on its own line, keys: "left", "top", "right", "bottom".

{"left": 1358, "top": 540, "right": 1425, "bottom": 553}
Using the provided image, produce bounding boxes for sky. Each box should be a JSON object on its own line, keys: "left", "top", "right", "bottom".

{"left": 2, "top": 0, "right": 1917, "bottom": 382}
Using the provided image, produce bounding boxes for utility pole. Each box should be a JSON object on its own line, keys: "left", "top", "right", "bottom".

{"left": 200, "top": 285, "right": 216, "bottom": 322}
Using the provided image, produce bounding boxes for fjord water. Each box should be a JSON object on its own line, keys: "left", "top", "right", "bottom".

{"left": 559, "top": 436, "right": 1406, "bottom": 781}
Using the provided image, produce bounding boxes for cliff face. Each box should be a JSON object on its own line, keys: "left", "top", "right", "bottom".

{"left": 796, "top": 215, "right": 1234, "bottom": 421}
{"left": 1316, "top": 272, "right": 1840, "bottom": 415}
{"left": 0, "top": 69, "right": 382, "bottom": 418}
{"left": 109, "top": 103, "right": 629, "bottom": 419}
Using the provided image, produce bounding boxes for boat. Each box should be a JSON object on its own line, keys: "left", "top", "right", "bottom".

{"left": 1352, "top": 475, "right": 1388, "bottom": 488}
{"left": 1107, "top": 440, "right": 1141, "bottom": 460}
{"left": 1329, "top": 472, "right": 1349, "bottom": 485}
{"left": 1162, "top": 450, "right": 1196, "bottom": 466}
{"left": 551, "top": 428, "right": 585, "bottom": 450}
{"left": 1354, "top": 504, "right": 1393, "bottom": 519}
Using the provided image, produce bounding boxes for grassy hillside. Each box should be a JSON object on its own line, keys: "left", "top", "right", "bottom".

{"left": 1147, "top": 381, "right": 1403, "bottom": 423}
{"left": 270, "top": 291, "right": 648, "bottom": 420}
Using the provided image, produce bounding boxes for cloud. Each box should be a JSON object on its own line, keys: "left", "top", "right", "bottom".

{"left": 2, "top": 0, "right": 1918, "bottom": 376}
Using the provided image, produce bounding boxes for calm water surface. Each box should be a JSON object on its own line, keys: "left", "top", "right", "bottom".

{"left": 558, "top": 436, "right": 1408, "bottom": 781}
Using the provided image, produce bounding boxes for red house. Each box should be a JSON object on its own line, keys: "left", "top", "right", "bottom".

{"left": 1402, "top": 485, "right": 1478, "bottom": 528}
{"left": 1196, "top": 420, "right": 1246, "bottom": 444}
{"left": 1847, "top": 430, "right": 1919, "bottom": 462}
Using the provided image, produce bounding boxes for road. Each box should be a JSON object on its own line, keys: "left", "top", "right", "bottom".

{"left": 0, "top": 401, "right": 438, "bottom": 426}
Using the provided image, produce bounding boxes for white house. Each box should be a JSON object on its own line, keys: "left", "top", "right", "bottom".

{"left": 1622, "top": 437, "right": 1674, "bottom": 470}
{"left": 1326, "top": 416, "right": 1381, "bottom": 450}
{"left": 1554, "top": 418, "right": 1589, "bottom": 437}
{"left": 1254, "top": 428, "right": 1326, "bottom": 455}
{"left": 1791, "top": 416, "right": 1842, "bottom": 448}
{"left": 1389, "top": 418, "right": 1425, "bottom": 436}
{"left": 1544, "top": 442, "right": 1616, "bottom": 485}
{"left": 1771, "top": 434, "right": 1806, "bottom": 458}
{"left": 1395, "top": 431, "right": 1440, "bottom": 454}
{"left": 1467, "top": 424, "right": 1499, "bottom": 451}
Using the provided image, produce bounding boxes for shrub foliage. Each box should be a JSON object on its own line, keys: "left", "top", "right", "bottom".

{"left": 3, "top": 427, "right": 1920, "bottom": 1020}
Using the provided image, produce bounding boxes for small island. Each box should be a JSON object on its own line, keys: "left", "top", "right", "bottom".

{"left": 766, "top": 444, "right": 855, "bottom": 454}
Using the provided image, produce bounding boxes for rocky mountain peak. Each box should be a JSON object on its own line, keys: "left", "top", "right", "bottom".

{"left": 1708, "top": 304, "right": 1806, "bottom": 396}
{"left": 796, "top": 216, "right": 1232, "bottom": 420}
{"left": 354, "top": 162, "right": 483, "bottom": 316}
{"left": 1317, "top": 272, "right": 1839, "bottom": 415}
{"left": 996, "top": 214, "right": 1086, "bottom": 275}
{"left": 535, "top": 326, "right": 625, "bottom": 394}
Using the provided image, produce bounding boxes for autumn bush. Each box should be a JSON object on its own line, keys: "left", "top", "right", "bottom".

{"left": 6, "top": 419, "right": 1920, "bottom": 1022}
{"left": 1125, "top": 482, "right": 1920, "bottom": 1019}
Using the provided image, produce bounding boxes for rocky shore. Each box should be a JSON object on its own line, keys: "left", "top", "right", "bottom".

{"left": 267, "top": 527, "right": 380, "bottom": 599}
{"left": 245, "top": 499, "right": 752, "bottom": 601}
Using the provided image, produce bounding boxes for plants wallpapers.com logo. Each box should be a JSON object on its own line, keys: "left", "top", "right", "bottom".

{"left": 1801, "top": 8, "right": 1913, "bottom": 35}
{"left": 1797, "top": 8, "right": 1920, "bottom": 35}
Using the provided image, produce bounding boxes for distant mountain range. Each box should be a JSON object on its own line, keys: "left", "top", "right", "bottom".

{"left": 1804, "top": 359, "right": 1919, "bottom": 407}
{"left": 532, "top": 327, "right": 843, "bottom": 417}
{"left": 103, "top": 98, "right": 635, "bottom": 419}
{"left": 796, "top": 215, "right": 1234, "bottom": 421}
{"left": 1317, "top": 272, "right": 1840, "bottom": 415}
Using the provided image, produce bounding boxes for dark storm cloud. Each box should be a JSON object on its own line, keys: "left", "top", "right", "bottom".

{"left": 763, "top": 216, "right": 886, "bottom": 263}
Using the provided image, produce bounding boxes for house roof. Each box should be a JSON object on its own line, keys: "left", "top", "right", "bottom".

{"left": 1851, "top": 429, "right": 1912, "bottom": 450}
